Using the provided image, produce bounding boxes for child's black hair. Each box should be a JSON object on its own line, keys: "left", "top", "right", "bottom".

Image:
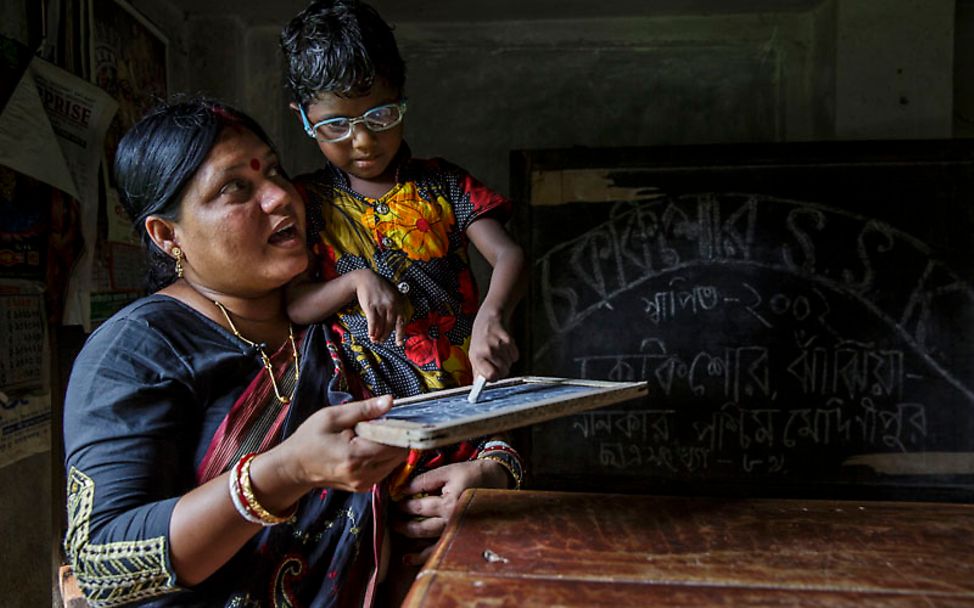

{"left": 114, "top": 96, "right": 277, "bottom": 290}
{"left": 280, "top": 0, "right": 406, "bottom": 106}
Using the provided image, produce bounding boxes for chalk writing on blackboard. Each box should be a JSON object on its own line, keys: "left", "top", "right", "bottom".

{"left": 524, "top": 176, "right": 974, "bottom": 493}
{"left": 533, "top": 194, "right": 973, "bottom": 404}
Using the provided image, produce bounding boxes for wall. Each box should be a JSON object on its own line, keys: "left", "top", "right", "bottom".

{"left": 0, "top": 1, "right": 29, "bottom": 46}
{"left": 272, "top": 4, "right": 838, "bottom": 192}
{"left": 125, "top": 0, "right": 197, "bottom": 96}
{"left": 956, "top": 0, "right": 974, "bottom": 137}
{"left": 835, "top": 0, "right": 954, "bottom": 138}
{"left": 119, "top": 1, "right": 958, "bottom": 189}
{"left": 161, "top": 0, "right": 957, "bottom": 194}
{"left": 392, "top": 11, "right": 826, "bottom": 195}
{"left": 0, "top": 453, "right": 52, "bottom": 608}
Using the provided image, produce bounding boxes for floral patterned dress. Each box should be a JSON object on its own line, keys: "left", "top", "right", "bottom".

{"left": 296, "top": 148, "right": 512, "bottom": 399}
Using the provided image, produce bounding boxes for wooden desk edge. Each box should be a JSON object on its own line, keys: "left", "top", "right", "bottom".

{"left": 403, "top": 489, "right": 974, "bottom": 606}
{"left": 428, "top": 487, "right": 480, "bottom": 569}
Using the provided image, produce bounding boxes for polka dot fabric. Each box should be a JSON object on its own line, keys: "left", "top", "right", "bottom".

{"left": 297, "top": 146, "right": 512, "bottom": 399}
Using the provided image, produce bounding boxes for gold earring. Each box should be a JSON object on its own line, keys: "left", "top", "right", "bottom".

{"left": 172, "top": 247, "right": 184, "bottom": 279}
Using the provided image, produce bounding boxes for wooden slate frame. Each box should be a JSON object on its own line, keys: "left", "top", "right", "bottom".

{"left": 354, "top": 376, "right": 648, "bottom": 449}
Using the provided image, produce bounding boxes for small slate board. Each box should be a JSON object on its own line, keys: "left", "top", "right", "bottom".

{"left": 354, "top": 376, "right": 648, "bottom": 449}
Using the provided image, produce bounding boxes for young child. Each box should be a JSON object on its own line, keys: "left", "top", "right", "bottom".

{"left": 282, "top": 0, "right": 524, "bottom": 399}
{"left": 279, "top": 0, "right": 525, "bottom": 564}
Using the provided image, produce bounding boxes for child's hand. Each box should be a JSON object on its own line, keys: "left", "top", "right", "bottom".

{"left": 350, "top": 269, "right": 406, "bottom": 345}
{"left": 468, "top": 307, "right": 518, "bottom": 381}
{"left": 392, "top": 459, "right": 509, "bottom": 565}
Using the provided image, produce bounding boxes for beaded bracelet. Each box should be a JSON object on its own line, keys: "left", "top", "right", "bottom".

{"left": 476, "top": 440, "right": 525, "bottom": 490}
{"left": 479, "top": 443, "right": 520, "bottom": 460}
{"left": 481, "top": 440, "right": 514, "bottom": 452}
{"left": 228, "top": 453, "right": 293, "bottom": 526}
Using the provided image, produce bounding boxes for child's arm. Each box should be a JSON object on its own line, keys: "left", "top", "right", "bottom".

{"left": 287, "top": 261, "right": 406, "bottom": 344}
{"left": 465, "top": 217, "right": 527, "bottom": 380}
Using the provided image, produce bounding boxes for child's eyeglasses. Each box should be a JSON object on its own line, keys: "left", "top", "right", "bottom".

{"left": 299, "top": 101, "right": 408, "bottom": 143}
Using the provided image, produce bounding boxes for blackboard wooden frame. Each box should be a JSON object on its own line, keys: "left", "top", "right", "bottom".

{"left": 511, "top": 140, "right": 974, "bottom": 501}
{"left": 354, "top": 376, "right": 648, "bottom": 449}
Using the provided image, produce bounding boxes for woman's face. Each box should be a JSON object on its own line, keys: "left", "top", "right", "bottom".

{"left": 173, "top": 126, "right": 307, "bottom": 297}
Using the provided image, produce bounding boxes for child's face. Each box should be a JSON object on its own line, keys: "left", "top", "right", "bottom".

{"left": 302, "top": 80, "right": 404, "bottom": 184}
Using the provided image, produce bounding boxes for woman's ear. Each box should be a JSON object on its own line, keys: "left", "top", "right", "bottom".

{"left": 144, "top": 216, "right": 179, "bottom": 257}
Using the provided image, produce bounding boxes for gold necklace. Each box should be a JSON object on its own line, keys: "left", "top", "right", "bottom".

{"left": 212, "top": 300, "right": 300, "bottom": 405}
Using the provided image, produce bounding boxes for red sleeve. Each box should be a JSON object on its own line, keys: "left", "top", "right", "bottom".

{"left": 463, "top": 173, "right": 512, "bottom": 226}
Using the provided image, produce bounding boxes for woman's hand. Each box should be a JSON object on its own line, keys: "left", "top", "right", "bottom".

{"left": 392, "top": 459, "right": 510, "bottom": 565}
{"left": 351, "top": 269, "right": 407, "bottom": 345}
{"left": 276, "top": 395, "right": 408, "bottom": 493}
{"left": 171, "top": 395, "right": 406, "bottom": 585}
{"left": 468, "top": 306, "right": 518, "bottom": 381}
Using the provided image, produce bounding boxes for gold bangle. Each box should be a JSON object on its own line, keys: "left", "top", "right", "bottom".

{"left": 479, "top": 454, "right": 523, "bottom": 490}
{"left": 239, "top": 455, "right": 294, "bottom": 525}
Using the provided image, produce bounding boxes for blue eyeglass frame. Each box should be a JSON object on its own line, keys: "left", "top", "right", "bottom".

{"left": 298, "top": 100, "right": 408, "bottom": 142}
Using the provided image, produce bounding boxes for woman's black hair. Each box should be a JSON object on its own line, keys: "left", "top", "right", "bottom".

{"left": 114, "top": 96, "right": 277, "bottom": 291}
{"left": 280, "top": 0, "right": 406, "bottom": 106}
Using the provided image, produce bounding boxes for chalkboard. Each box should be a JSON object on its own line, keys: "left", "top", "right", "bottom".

{"left": 355, "top": 376, "right": 647, "bottom": 449}
{"left": 511, "top": 140, "right": 974, "bottom": 501}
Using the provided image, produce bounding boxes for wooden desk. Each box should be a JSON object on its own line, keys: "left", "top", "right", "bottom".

{"left": 402, "top": 489, "right": 974, "bottom": 607}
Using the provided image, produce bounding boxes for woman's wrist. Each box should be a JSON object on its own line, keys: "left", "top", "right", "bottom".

{"left": 475, "top": 440, "right": 524, "bottom": 490}
{"left": 246, "top": 448, "right": 308, "bottom": 516}
{"left": 228, "top": 453, "right": 294, "bottom": 525}
{"left": 476, "top": 458, "right": 515, "bottom": 489}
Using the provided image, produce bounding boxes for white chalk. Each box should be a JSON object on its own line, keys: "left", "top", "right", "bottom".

{"left": 467, "top": 375, "right": 487, "bottom": 403}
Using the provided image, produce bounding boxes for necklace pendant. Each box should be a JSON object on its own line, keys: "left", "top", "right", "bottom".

{"left": 212, "top": 299, "right": 299, "bottom": 409}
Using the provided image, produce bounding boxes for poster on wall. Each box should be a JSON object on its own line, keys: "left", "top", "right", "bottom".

{"left": 89, "top": 0, "right": 168, "bottom": 324}
{"left": 31, "top": 58, "right": 118, "bottom": 329}
{"left": 0, "top": 166, "right": 85, "bottom": 326}
{"left": 89, "top": 0, "right": 168, "bottom": 181}
{"left": 0, "top": 167, "right": 51, "bottom": 282}
{"left": 0, "top": 53, "right": 117, "bottom": 329}
{"left": 0, "top": 280, "right": 50, "bottom": 469}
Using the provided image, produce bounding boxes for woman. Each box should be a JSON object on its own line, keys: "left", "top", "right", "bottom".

{"left": 62, "top": 98, "right": 511, "bottom": 607}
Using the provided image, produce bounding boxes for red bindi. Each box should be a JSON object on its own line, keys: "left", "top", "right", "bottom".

{"left": 250, "top": 158, "right": 261, "bottom": 171}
